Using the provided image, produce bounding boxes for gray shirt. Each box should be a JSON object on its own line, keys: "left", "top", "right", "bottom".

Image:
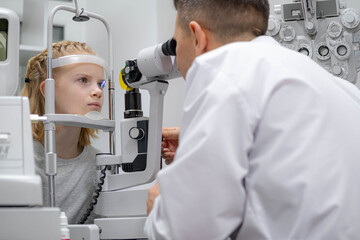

{"left": 33, "top": 140, "right": 98, "bottom": 224}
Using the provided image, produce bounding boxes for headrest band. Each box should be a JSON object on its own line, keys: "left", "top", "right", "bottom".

{"left": 52, "top": 54, "right": 109, "bottom": 76}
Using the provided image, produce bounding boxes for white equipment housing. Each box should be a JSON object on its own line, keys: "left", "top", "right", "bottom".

{"left": 0, "top": 7, "right": 19, "bottom": 96}
{"left": 0, "top": 97, "right": 42, "bottom": 206}
{"left": 0, "top": 7, "right": 61, "bottom": 240}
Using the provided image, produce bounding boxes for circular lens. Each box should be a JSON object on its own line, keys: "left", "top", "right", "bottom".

{"left": 337, "top": 45, "right": 347, "bottom": 56}
{"left": 298, "top": 47, "right": 310, "bottom": 56}
{"left": 318, "top": 46, "right": 329, "bottom": 57}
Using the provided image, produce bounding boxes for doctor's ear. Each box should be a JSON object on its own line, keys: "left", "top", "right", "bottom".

{"left": 189, "top": 21, "right": 208, "bottom": 56}
{"left": 39, "top": 81, "right": 46, "bottom": 98}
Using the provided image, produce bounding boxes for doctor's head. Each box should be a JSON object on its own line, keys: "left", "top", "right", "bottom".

{"left": 22, "top": 40, "right": 105, "bottom": 146}
{"left": 172, "top": 0, "right": 269, "bottom": 77}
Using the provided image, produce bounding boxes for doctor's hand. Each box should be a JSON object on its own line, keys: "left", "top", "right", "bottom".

{"left": 147, "top": 182, "right": 160, "bottom": 215}
{"left": 162, "top": 127, "right": 180, "bottom": 165}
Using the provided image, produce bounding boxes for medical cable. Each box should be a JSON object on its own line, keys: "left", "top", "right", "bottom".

{"left": 77, "top": 165, "right": 110, "bottom": 224}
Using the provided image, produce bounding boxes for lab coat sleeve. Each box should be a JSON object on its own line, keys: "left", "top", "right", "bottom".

{"left": 144, "top": 196, "right": 172, "bottom": 240}
{"left": 147, "top": 60, "right": 254, "bottom": 239}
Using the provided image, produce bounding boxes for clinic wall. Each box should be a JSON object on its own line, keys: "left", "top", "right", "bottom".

{"left": 156, "top": 0, "right": 186, "bottom": 129}
{"left": 0, "top": 0, "right": 22, "bottom": 19}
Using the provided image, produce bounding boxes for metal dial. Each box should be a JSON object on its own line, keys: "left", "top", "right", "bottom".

{"left": 315, "top": 42, "right": 331, "bottom": 60}
{"left": 327, "top": 21, "right": 343, "bottom": 38}
{"left": 297, "top": 44, "right": 313, "bottom": 58}
{"left": 279, "top": 25, "right": 296, "bottom": 42}
{"left": 333, "top": 42, "right": 351, "bottom": 60}
{"left": 331, "top": 63, "right": 349, "bottom": 79}
{"left": 341, "top": 8, "right": 360, "bottom": 29}
{"left": 267, "top": 15, "right": 281, "bottom": 36}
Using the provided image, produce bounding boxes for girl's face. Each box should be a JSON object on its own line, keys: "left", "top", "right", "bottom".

{"left": 54, "top": 62, "right": 105, "bottom": 115}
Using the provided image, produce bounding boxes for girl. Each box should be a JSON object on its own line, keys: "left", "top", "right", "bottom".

{"left": 22, "top": 40, "right": 106, "bottom": 224}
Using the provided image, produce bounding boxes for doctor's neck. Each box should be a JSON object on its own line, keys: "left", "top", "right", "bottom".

{"left": 207, "top": 31, "right": 259, "bottom": 51}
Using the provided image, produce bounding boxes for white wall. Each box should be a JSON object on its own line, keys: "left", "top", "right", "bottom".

{"left": 0, "top": 0, "right": 22, "bottom": 19}
{"left": 156, "top": 0, "right": 186, "bottom": 129}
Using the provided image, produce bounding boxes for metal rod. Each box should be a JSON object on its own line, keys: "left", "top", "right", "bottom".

{"left": 74, "top": 0, "right": 80, "bottom": 17}
{"left": 48, "top": 176, "right": 55, "bottom": 207}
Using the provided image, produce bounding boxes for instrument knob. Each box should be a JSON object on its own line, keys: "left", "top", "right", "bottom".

{"left": 332, "top": 65, "right": 343, "bottom": 76}
{"left": 266, "top": 15, "right": 281, "bottom": 36}
{"left": 341, "top": 8, "right": 360, "bottom": 29}
{"left": 129, "top": 127, "right": 144, "bottom": 140}
{"left": 327, "top": 21, "right": 343, "bottom": 38}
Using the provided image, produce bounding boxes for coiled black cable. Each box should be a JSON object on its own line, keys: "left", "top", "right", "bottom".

{"left": 78, "top": 165, "right": 109, "bottom": 224}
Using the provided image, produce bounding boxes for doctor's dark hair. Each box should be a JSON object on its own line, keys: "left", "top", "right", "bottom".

{"left": 173, "top": 0, "right": 269, "bottom": 41}
{"left": 21, "top": 40, "right": 98, "bottom": 147}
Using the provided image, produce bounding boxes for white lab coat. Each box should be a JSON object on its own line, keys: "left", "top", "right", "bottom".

{"left": 145, "top": 36, "right": 360, "bottom": 239}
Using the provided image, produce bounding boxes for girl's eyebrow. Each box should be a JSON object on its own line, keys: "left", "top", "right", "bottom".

{"left": 73, "top": 73, "right": 93, "bottom": 78}
{"left": 73, "top": 72, "right": 104, "bottom": 81}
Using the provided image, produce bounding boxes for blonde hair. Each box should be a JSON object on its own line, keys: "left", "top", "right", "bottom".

{"left": 21, "top": 40, "right": 98, "bottom": 146}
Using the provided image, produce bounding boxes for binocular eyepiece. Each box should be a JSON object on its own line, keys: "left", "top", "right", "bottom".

{"left": 161, "top": 38, "right": 177, "bottom": 56}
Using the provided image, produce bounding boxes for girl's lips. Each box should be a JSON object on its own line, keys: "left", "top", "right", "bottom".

{"left": 88, "top": 102, "right": 101, "bottom": 110}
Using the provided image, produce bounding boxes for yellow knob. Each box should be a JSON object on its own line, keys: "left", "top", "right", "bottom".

{"left": 119, "top": 68, "right": 133, "bottom": 91}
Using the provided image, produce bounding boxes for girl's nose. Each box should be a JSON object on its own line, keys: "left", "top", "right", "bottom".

{"left": 91, "top": 83, "right": 103, "bottom": 98}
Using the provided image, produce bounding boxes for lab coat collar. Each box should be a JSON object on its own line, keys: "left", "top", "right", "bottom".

{"left": 251, "top": 35, "right": 279, "bottom": 45}
{"left": 185, "top": 35, "right": 279, "bottom": 80}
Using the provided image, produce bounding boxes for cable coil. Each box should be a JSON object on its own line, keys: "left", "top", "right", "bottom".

{"left": 78, "top": 165, "right": 109, "bottom": 224}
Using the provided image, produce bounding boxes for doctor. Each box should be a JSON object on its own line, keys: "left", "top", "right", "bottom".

{"left": 145, "top": 0, "right": 360, "bottom": 239}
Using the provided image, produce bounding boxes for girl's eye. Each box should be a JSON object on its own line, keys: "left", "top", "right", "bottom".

{"left": 98, "top": 80, "right": 106, "bottom": 89}
{"left": 79, "top": 77, "right": 88, "bottom": 83}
